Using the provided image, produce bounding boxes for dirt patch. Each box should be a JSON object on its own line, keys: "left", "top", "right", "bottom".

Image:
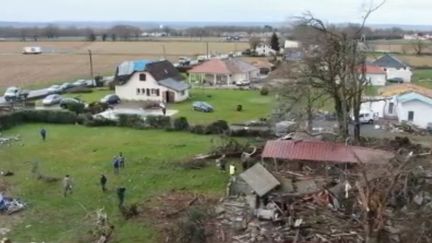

{"left": 139, "top": 190, "right": 220, "bottom": 242}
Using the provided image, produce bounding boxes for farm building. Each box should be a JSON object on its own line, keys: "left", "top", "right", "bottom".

{"left": 356, "top": 64, "right": 386, "bottom": 86}
{"left": 114, "top": 60, "right": 190, "bottom": 103}
{"left": 22, "top": 46, "right": 42, "bottom": 54}
{"left": 255, "top": 43, "right": 277, "bottom": 56}
{"left": 188, "top": 58, "right": 260, "bottom": 86}
{"left": 361, "top": 84, "right": 432, "bottom": 128}
{"left": 373, "top": 54, "right": 412, "bottom": 83}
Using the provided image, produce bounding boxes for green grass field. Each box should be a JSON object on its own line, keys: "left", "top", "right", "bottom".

{"left": 0, "top": 124, "right": 229, "bottom": 242}
{"left": 413, "top": 69, "right": 432, "bottom": 89}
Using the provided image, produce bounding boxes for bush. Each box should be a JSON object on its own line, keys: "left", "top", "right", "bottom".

{"left": 205, "top": 120, "right": 229, "bottom": 134}
{"left": 68, "top": 86, "right": 93, "bottom": 94}
{"left": 145, "top": 115, "right": 171, "bottom": 129}
{"left": 0, "top": 110, "right": 77, "bottom": 130}
{"left": 117, "top": 114, "right": 145, "bottom": 129}
{"left": 64, "top": 102, "right": 85, "bottom": 114}
{"left": 236, "top": 105, "right": 243, "bottom": 112}
{"left": 260, "top": 87, "right": 269, "bottom": 96}
{"left": 173, "top": 117, "right": 189, "bottom": 131}
{"left": 86, "top": 102, "right": 109, "bottom": 114}
{"left": 189, "top": 125, "right": 206, "bottom": 135}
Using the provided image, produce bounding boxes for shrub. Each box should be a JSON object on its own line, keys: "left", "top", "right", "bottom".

{"left": 86, "top": 102, "right": 109, "bottom": 114}
{"left": 205, "top": 120, "right": 229, "bottom": 134}
{"left": 0, "top": 110, "right": 77, "bottom": 130}
{"left": 189, "top": 125, "right": 206, "bottom": 135}
{"left": 145, "top": 115, "right": 171, "bottom": 129}
{"left": 260, "top": 87, "right": 269, "bottom": 96}
{"left": 117, "top": 114, "right": 145, "bottom": 128}
{"left": 173, "top": 117, "right": 189, "bottom": 131}
{"left": 65, "top": 102, "right": 85, "bottom": 114}
{"left": 236, "top": 105, "right": 243, "bottom": 112}
{"left": 68, "top": 86, "right": 93, "bottom": 94}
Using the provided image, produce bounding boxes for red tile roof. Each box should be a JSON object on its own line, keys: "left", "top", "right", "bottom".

{"left": 262, "top": 140, "right": 393, "bottom": 164}
{"left": 188, "top": 58, "right": 259, "bottom": 74}
{"left": 356, "top": 64, "right": 386, "bottom": 75}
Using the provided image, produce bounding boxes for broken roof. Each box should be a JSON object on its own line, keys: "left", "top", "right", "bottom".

{"left": 373, "top": 54, "right": 409, "bottom": 69}
{"left": 188, "top": 58, "right": 259, "bottom": 74}
{"left": 356, "top": 64, "right": 386, "bottom": 75}
{"left": 261, "top": 140, "right": 394, "bottom": 165}
{"left": 240, "top": 163, "right": 280, "bottom": 197}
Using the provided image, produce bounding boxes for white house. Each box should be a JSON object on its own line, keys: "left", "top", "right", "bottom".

{"left": 284, "top": 40, "right": 300, "bottom": 49}
{"left": 114, "top": 60, "right": 190, "bottom": 103}
{"left": 395, "top": 92, "right": 432, "bottom": 129}
{"left": 188, "top": 58, "right": 260, "bottom": 86}
{"left": 373, "top": 54, "right": 412, "bottom": 83}
{"left": 255, "top": 43, "right": 276, "bottom": 56}
{"left": 357, "top": 64, "right": 387, "bottom": 86}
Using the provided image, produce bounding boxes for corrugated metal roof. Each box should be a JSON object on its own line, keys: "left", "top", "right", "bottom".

{"left": 239, "top": 163, "right": 280, "bottom": 197}
{"left": 261, "top": 140, "right": 394, "bottom": 164}
{"left": 397, "top": 92, "right": 432, "bottom": 105}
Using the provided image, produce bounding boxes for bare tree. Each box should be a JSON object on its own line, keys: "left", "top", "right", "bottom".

{"left": 412, "top": 39, "right": 425, "bottom": 55}
{"left": 249, "top": 37, "right": 261, "bottom": 51}
{"left": 293, "top": 1, "right": 385, "bottom": 141}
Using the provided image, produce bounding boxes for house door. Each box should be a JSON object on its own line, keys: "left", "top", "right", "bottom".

{"left": 164, "top": 91, "right": 175, "bottom": 103}
{"left": 408, "top": 111, "right": 414, "bottom": 121}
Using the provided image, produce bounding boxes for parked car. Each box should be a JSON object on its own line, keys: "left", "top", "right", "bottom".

{"left": 354, "top": 110, "right": 376, "bottom": 124}
{"left": 60, "top": 82, "right": 74, "bottom": 91}
{"left": 47, "top": 85, "right": 63, "bottom": 94}
{"left": 72, "top": 79, "right": 87, "bottom": 87}
{"left": 192, "top": 101, "right": 214, "bottom": 112}
{"left": 59, "top": 97, "right": 83, "bottom": 109}
{"left": 42, "top": 94, "right": 63, "bottom": 106}
{"left": 235, "top": 80, "right": 250, "bottom": 87}
{"left": 4, "top": 87, "right": 29, "bottom": 102}
{"left": 100, "top": 94, "right": 120, "bottom": 105}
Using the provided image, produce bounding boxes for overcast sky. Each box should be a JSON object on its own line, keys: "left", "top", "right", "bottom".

{"left": 1, "top": 0, "right": 431, "bottom": 25}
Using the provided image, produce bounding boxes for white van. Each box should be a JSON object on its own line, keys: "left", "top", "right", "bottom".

{"left": 357, "top": 110, "right": 377, "bottom": 124}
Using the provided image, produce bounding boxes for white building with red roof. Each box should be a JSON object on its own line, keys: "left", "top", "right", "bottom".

{"left": 357, "top": 64, "right": 387, "bottom": 86}
{"left": 188, "top": 58, "right": 260, "bottom": 86}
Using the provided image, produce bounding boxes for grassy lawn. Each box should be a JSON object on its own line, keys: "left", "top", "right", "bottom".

{"left": 413, "top": 69, "right": 432, "bottom": 89}
{"left": 63, "top": 88, "right": 113, "bottom": 103}
{"left": 0, "top": 124, "right": 228, "bottom": 242}
{"left": 171, "top": 89, "right": 273, "bottom": 124}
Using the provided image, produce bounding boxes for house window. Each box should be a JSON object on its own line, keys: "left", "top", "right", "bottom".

{"left": 146, "top": 89, "right": 150, "bottom": 96}
{"left": 136, "top": 88, "right": 140, "bottom": 95}
{"left": 141, "top": 88, "right": 146, "bottom": 95}
{"left": 180, "top": 90, "right": 185, "bottom": 96}
{"left": 151, "top": 89, "right": 160, "bottom": 96}
{"left": 389, "top": 102, "right": 394, "bottom": 114}
{"left": 139, "top": 73, "right": 146, "bottom": 81}
{"left": 408, "top": 111, "right": 414, "bottom": 121}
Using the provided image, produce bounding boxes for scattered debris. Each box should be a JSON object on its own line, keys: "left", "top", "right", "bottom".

{"left": 0, "top": 193, "right": 25, "bottom": 215}
{"left": 0, "top": 135, "right": 20, "bottom": 147}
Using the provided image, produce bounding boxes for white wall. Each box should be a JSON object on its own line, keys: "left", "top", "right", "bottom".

{"left": 284, "top": 40, "right": 300, "bottom": 49}
{"left": 397, "top": 100, "right": 432, "bottom": 128}
{"left": 366, "top": 73, "right": 386, "bottom": 86}
{"left": 361, "top": 96, "right": 398, "bottom": 119}
{"left": 115, "top": 72, "right": 188, "bottom": 103}
{"left": 256, "top": 44, "right": 276, "bottom": 56}
{"left": 386, "top": 67, "right": 412, "bottom": 82}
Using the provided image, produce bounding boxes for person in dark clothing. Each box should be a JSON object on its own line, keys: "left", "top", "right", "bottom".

{"left": 40, "top": 128, "right": 47, "bottom": 141}
{"left": 118, "top": 152, "right": 125, "bottom": 168}
{"left": 100, "top": 175, "right": 107, "bottom": 192}
{"left": 116, "top": 187, "right": 126, "bottom": 208}
{"left": 113, "top": 156, "right": 120, "bottom": 175}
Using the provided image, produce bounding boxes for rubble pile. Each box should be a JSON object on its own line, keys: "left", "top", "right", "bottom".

{"left": 0, "top": 135, "right": 20, "bottom": 147}
{"left": 213, "top": 137, "right": 432, "bottom": 243}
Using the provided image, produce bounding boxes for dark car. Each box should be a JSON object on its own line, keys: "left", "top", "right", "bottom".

{"left": 59, "top": 97, "right": 83, "bottom": 109}
{"left": 192, "top": 101, "right": 214, "bottom": 112}
{"left": 100, "top": 94, "right": 120, "bottom": 105}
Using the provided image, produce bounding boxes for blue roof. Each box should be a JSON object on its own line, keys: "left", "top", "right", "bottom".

{"left": 397, "top": 92, "right": 432, "bottom": 106}
{"left": 132, "top": 60, "right": 152, "bottom": 72}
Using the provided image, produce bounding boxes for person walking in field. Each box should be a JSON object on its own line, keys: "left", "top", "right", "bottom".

{"left": 113, "top": 156, "right": 120, "bottom": 175}
{"left": 118, "top": 152, "right": 125, "bottom": 168}
{"left": 116, "top": 187, "right": 126, "bottom": 208}
{"left": 40, "top": 128, "right": 47, "bottom": 141}
{"left": 63, "top": 175, "right": 73, "bottom": 197}
{"left": 100, "top": 174, "right": 107, "bottom": 192}
{"left": 160, "top": 102, "right": 166, "bottom": 116}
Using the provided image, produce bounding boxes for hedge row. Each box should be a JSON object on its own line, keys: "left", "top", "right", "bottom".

{"left": 0, "top": 110, "right": 268, "bottom": 137}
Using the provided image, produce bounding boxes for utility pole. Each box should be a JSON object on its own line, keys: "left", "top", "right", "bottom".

{"left": 88, "top": 49, "right": 94, "bottom": 80}
{"left": 206, "top": 41, "right": 209, "bottom": 58}
{"left": 162, "top": 44, "right": 166, "bottom": 60}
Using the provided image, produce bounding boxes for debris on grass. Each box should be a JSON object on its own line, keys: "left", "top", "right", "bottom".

{"left": 0, "top": 193, "right": 25, "bottom": 215}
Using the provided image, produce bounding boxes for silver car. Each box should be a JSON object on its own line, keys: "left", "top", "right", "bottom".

{"left": 47, "top": 85, "right": 63, "bottom": 94}
{"left": 42, "top": 94, "right": 63, "bottom": 106}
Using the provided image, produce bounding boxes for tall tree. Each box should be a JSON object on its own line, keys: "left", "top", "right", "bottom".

{"left": 270, "top": 32, "right": 280, "bottom": 52}
{"left": 249, "top": 37, "right": 261, "bottom": 50}
{"left": 293, "top": 1, "right": 385, "bottom": 141}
